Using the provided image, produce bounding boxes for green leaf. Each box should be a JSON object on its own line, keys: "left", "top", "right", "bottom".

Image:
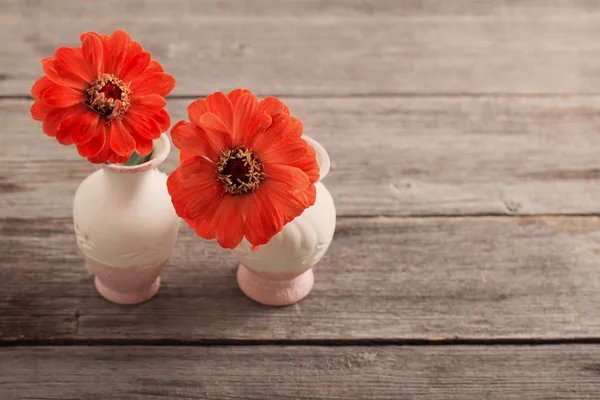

{"left": 105, "top": 150, "right": 154, "bottom": 166}
{"left": 122, "top": 151, "right": 143, "bottom": 166}
{"left": 141, "top": 150, "right": 154, "bottom": 164}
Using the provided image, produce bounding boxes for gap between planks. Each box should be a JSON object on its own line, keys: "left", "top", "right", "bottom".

{"left": 9, "top": 93, "right": 600, "bottom": 100}
{"left": 3, "top": 337, "right": 600, "bottom": 347}
{"left": 3, "top": 215, "right": 600, "bottom": 223}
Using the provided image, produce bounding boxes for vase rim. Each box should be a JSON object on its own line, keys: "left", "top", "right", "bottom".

{"left": 100, "top": 133, "right": 171, "bottom": 174}
{"left": 302, "top": 135, "right": 330, "bottom": 181}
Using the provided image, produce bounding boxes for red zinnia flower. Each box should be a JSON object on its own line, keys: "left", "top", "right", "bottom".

{"left": 168, "top": 89, "right": 320, "bottom": 249}
{"left": 30, "top": 30, "right": 175, "bottom": 164}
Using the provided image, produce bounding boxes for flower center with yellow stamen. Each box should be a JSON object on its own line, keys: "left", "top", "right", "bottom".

{"left": 217, "top": 147, "right": 265, "bottom": 196}
{"left": 86, "top": 74, "right": 131, "bottom": 119}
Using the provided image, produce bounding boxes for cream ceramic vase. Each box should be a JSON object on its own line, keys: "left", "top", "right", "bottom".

{"left": 73, "top": 134, "right": 180, "bottom": 305}
{"left": 234, "top": 136, "right": 336, "bottom": 306}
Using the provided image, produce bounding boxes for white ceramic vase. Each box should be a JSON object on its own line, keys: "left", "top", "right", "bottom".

{"left": 73, "top": 134, "right": 180, "bottom": 305}
{"left": 233, "top": 136, "right": 336, "bottom": 306}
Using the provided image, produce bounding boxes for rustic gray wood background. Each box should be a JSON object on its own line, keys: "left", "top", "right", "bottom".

{"left": 2, "top": 1, "right": 600, "bottom": 399}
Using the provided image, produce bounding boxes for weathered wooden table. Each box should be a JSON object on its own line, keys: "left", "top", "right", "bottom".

{"left": 2, "top": 1, "right": 600, "bottom": 398}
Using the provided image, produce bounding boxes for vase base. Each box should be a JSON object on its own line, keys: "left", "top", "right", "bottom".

{"left": 94, "top": 276, "right": 160, "bottom": 305}
{"left": 237, "top": 265, "right": 314, "bottom": 306}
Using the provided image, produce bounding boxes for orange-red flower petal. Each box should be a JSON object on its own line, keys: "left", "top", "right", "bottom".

{"left": 30, "top": 101, "right": 54, "bottom": 122}
{"left": 232, "top": 93, "right": 259, "bottom": 144}
{"left": 260, "top": 138, "right": 309, "bottom": 165}
{"left": 171, "top": 121, "right": 218, "bottom": 160}
{"left": 214, "top": 196, "right": 245, "bottom": 249}
{"left": 82, "top": 34, "right": 104, "bottom": 77}
{"left": 77, "top": 119, "right": 106, "bottom": 158}
{"left": 109, "top": 121, "right": 136, "bottom": 156}
{"left": 44, "top": 104, "right": 87, "bottom": 138}
{"left": 42, "top": 58, "right": 88, "bottom": 90}
{"left": 258, "top": 96, "right": 287, "bottom": 115}
{"left": 54, "top": 47, "right": 94, "bottom": 84}
{"left": 243, "top": 188, "right": 285, "bottom": 247}
{"left": 250, "top": 112, "right": 291, "bottom": 153}
{"left": 227, "top": 88, "right": 253, "bottom": 107}
{"left": 205, "top": 92, "right": 234, "bottom": 133}
{"left": 107, "top": 30, "right": 131, "bottom": 74}
{"left": 198, "top": 113, "right": 233, "bottom": 157}
{"left": 41, "top": 85, "right": 86, "bottom": 108}
{"left": 129, "top": 73, "right": 176, "bottom": 96}
{"left": 71, "top": 112, "right": 100, "bottom": 145}
{"left": 120, "top": 52, "right": 151, "bottom": 83}
{"left": 31, "top": 76, "right": 54, "bottom": 100}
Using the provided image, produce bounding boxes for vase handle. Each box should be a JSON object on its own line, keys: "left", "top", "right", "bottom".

{"left": 302, "top": 135, "right": 331, "bottom": 181}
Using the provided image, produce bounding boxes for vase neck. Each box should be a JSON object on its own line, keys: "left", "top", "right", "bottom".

{"left": 102, "top": 168, "right": 153, "bottom": 197}
{"left": 96, "top": 134, "right": 171, "bottom": 198}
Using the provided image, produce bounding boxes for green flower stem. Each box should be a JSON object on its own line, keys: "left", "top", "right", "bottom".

{"left": 105, "top": 150, "right": 154, "bottom": 166}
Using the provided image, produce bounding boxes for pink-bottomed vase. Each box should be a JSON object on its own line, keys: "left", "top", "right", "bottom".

{"left": 233, "top": 136, "right": 336, "bottom": 306}
{"left": 73, "top": 134, "right": 180, "bottom": 305}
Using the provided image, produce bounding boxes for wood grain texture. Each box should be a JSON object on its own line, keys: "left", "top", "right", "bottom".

{"left": 4, "top": 1, "right": 600, "bottom": 95}
{"left": 6, "top": 0, "right": 600, "bottom": 18}
{"left": 4, "top": 96, "right": 600, "bottom": 218}
{"left": 4, "top": 1, "right": 600, "bottom": 396}
{"left": 1, "top": 345, "right": 599, "bottom": 399}
{"left": 2, "top": 216, "right": 600, "bottom": 341}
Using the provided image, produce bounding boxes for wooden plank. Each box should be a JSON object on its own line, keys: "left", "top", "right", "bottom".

{"left": 4, "top": 1, "right": 600, "bottom": 95}
{"left": 4, "top": 96, "right": 600, "bottom": 218}
{"left": 1, "top": 345, "right": 599, "bottom": 399}
{"left": 2, "top": 216, "right": 600, "bottom": 341}
{"left": 6, "top": 0, "right": 600, "bottom": 19}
